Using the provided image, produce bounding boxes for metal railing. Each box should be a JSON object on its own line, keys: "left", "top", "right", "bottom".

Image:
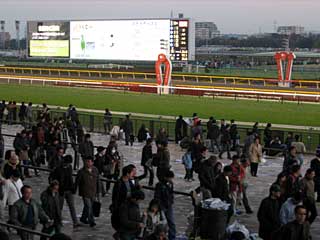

{"left": 0, "top": 222, "right": 51, "bottom": 239}
{"left": 1, "top": 65, "right": 320, "bottom": 88}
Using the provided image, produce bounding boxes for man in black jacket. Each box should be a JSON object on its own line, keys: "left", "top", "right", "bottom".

{"left": 118, "top": 190, "right": 145, "bottom": 240}
{"left": 111, "top": 165, "right": 141, "bottom": 239}
{"left": 139, "top": 138, "right": 154, "bottom": 186}
{"left": 230, "top": 119, "right": 238, "bottom": 151}
{"left": 212, "top": 166, "right": 232, "bottom": 202}
{"left": 175, "top": 115, "right": 185, "bottom": 144}
{"left": 49, "top": 146, "right": 64, "bottom": 170}
{"left": 310, "top": 147, "right": 320, "bottom": 202}
{"left": 49, "top": 155, "right": 79, "bottom": 228}
{"left": 19, "top": 102, "right": 27, "bottom": 127}
{"left": 199, "top": 156, "right": 218, "bottom": 199}
{"left": 276, "top": 205, "right": 311, "bottom": 240}
{"left": 219, "top": 124, "right": 231, "bottom": 159}
{"left": 40, "top": 180, "right": 62, "bottom": 238}
{"left": 207, "top": 118, "right": 220, "bottom": 153}
{"left": 122, "top": 115, "right": 134, "bottom": 146}
{"left": 257, "top": 184, "right": 282, "bottom": 240}
{"left": 156, "top": 141, "right": 171, "bottom": 182}
{"left": 154, "top": 170, "right": 175, "bottom": 240}
{"left": 79, "top": 134, "right": 94, "bottom": 161}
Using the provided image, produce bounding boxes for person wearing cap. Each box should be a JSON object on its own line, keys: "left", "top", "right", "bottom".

{"left": 75, "top": 156, "right": 100, "bottom": 227}
{"left": 257, "top": 184, "right": 281, "bottom": 240}
{"left": 49, "top": 155, "right": 79, "bottom": 228}
{"left": 310, "top": 147, "right": 320, "bottom": 202}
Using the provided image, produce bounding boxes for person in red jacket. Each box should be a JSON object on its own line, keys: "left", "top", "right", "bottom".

{"left": 229, "top": 155, "right": 245, "bottom": 216}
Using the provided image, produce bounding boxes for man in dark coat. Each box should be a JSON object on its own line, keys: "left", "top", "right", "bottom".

{"left": 118, "top": 190, "right": 145, "bottom": 240}
{"left": 213, "top": 165, "right": 232, "bottom": 202}
{"left": 156, "top": 141, "right": 170, "bottom": 182}
{"left": 154, "top": 170, "right": 175, "bottom": 240}
{"left": 276, "top": 205, "right": 311, "bottom": 240}
{"left": 229, "top": 119, "right": 238, "bottom": 150}
{"left": 139, "top": 138, "right": 154, "bottom": 186}
{"left": 199, "top": 156, "right": 218, "bottom": 199}
{"left": 49, "top": 155, "right": 79, "bottom": 228}
{"left": 310, "top": 146, "right": 320, "bottom": 202}
{"left": 19, "top": 102, "right": 27, "bottom": 126}
{"left": 263, "top": 123, "right": 272, "bottom": 149}
{"left": 40, "top": 180, "right": 62, "bottom": 238}
{"left": 219, "top": 124, "right": 231, "bottom": 159}
{"left": 207, "top": 118, "right": 220, "bottom": 153}
{"left": 213, "top": 165, "right": 233, "bottom": 222}
{"left": 122, "top": 115, "right": 134, "bottom": 146}
{"left": 49, "top": 146, "right": 64, "bottom": 170}
{"left": 257, "top": 184, "right": 282, "bottom": 240}
{"left": 79, "top": 134, "right": 94, "bottom": 160}
{"left": 111, "top": 165, "right": 141, "bottom": 238}
{"left": 175, "top": 115, "right": 184, "bottom": 144}
{"left": 75, "top": 156, "right": 99, "bottom": 227}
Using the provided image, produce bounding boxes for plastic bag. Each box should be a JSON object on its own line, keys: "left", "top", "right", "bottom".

{"left": 201, "top": 198, "right": 230, "bottom": 211}
{"left": 226, "top": 220, "right": 250, "bottom": 239}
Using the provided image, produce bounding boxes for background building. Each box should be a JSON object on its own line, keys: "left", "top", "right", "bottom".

{"left": 195, "top": 22, "right": 220, "bottom": 40}
{"left": 0, "top": 32, "right": 10, "bottom": 49}
{"left": 277, "top": 26, "right": 305, "bottom": 35}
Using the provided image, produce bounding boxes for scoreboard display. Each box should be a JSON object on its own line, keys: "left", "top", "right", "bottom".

{"left": 170, "top": 19, "right": 189, "bottom": 61}
{"left": 27, "top": 19, "right": 190, "bottom": 61}
{"left": 27, "top": 21, "right": 69, "bottom": 57}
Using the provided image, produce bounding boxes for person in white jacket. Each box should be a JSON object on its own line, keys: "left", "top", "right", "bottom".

{"left": 2, "top": 170, "right": 23, "bottom": 218}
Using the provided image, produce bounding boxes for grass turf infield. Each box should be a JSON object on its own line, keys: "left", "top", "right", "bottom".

{"left": 0, "top": 83, "right": 319, "bottom": 127}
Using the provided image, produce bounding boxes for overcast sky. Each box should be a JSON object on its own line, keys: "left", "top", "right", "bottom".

{"left": 1, "top": 0, "right": 319, "bottom": 36}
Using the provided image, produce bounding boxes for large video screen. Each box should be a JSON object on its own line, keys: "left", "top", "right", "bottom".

{"left": 27, "top": 21, "right": 70, "bottom": 57}
{"left": 70, "top": 19, "right": 189, "bottom": 61}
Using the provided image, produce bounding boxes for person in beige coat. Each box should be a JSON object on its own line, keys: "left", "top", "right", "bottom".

{"left": 249, "top": 137, "right": 263, "bottom": 177}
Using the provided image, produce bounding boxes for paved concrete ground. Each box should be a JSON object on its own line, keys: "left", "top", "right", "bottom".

{"left": 2, "top": 124, "right": 320, "bottom": 240}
